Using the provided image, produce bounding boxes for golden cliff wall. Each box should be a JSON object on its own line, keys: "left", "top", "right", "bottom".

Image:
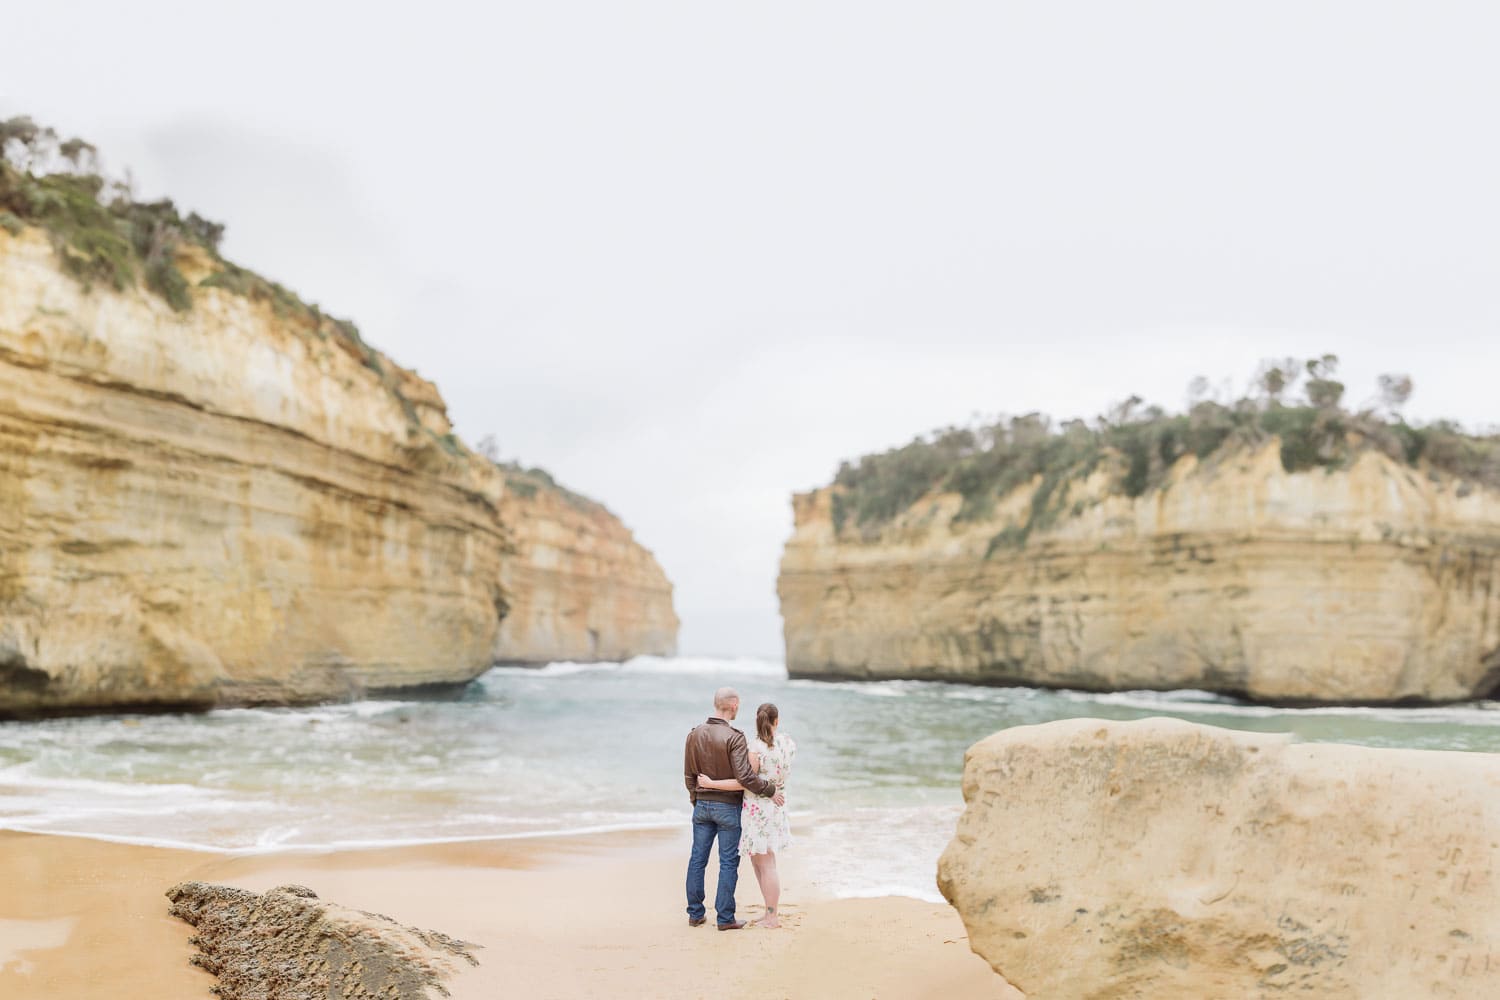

{"left": 778, "top": 442, "right": 1500, "bottom": 703}
{"left": 493, "top": 472, "right": 678, "bottom": 663}
{"left": 0, "top": 228, "right": 510, "bottom": 714}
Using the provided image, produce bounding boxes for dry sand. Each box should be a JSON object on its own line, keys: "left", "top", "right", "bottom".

{"left": 0, "top": 829, "right": 1018, "bottom": 999}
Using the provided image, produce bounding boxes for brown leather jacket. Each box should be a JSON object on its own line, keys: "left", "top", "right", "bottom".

{"left": 683, "top": 717, "right": 778, "bottom": 804}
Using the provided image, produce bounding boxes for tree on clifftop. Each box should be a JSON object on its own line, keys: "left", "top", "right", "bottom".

{"left": 830, "top": 356, "right": 1499, "bottom": 543}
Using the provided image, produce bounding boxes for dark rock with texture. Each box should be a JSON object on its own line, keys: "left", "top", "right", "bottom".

{"left": 165, "top": 881, "right": 479, "bottom": 999}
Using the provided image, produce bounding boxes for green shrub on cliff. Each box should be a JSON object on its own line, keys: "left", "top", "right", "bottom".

{"left": 497, "top": 462, "right": 603, "bottom": 514}
{"left": 0, "top": 115, "right": 432, "bottom": 435}
{"left": 198, "top": 261, "right": 314, "bottom": 321}
{"left": 830, "top": 357, "right": 1500, "bottom": 545}
{"left": 1, "top": 116, "right": 342, "bottom": 332}
{"left": 0, "top": 126, "right": 222, "bottom": 314}
{"left": 474, "top": 437, "right": 603, "bottom": 513}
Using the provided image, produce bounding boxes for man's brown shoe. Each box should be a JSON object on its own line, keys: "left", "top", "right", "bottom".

{"left": 688, "top": 916, "right": 706, "bottom": 927}
{"left": 717, "top": 921, "right": 747, "bottom": 931}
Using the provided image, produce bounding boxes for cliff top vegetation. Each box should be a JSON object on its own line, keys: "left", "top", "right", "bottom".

{"left": 829, "top": 356, "right": 1500, "bottom": 545}
{"left": 501, "top": 465, "right": 605, "bottom": 513}
{"left": 3, "top": 117, "right": 319, "bottom": 321}
{"left": 469, "top": 436, "right": 606, "bottom": 514}
{"left": 0, "top": 116, "right": 438, "bottom": 436}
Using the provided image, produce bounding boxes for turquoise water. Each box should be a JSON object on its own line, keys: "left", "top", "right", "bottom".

{"left": 5, "top": 656, "right": 1500, "bottom": 899}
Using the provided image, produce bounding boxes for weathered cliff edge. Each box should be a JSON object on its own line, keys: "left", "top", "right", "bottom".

{"left": 937, "top": 718, "right": 1500, "bottom": 999}
{"left": 779, "top": 443, "right": 1500, "bottom": 703}
{"left": 0, "top": 228, "right": 510, "bottom": 713}
{"left": 493, "top": 469, "right": 678, "bottom": 663}
{"left": 0, "top": 227, "right": 678, "bottom": 715}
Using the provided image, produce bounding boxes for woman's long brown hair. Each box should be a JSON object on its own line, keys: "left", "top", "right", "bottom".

{"left": 756, "top": 702, "right": 778, "bottom": 749}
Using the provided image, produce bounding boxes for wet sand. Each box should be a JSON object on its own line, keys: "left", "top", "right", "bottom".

{"left": 0, "top": 829, "right": 1018, "bottom": 999}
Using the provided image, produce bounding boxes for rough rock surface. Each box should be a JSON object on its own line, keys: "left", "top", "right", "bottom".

{"left": 166, "top": 881, "right": 478, "bottom": 999}
{"left": 779, "top": 443, "right": 1500, "bottom": 702}
{"left": 494, "top": 471, "right": 678, "bottom": 663}
{"left": 0, "top": 228, "right": 510, "bottom": 714}
{"left": 0, "top": 226, "right": 677, "bottom": 715}
{"left": 937, "top": 718, "right": 1500, "bottom": 999}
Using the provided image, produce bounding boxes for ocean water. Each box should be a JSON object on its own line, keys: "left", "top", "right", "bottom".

{"left": 6, "top": 656, "right": 1500, "bottom": 901}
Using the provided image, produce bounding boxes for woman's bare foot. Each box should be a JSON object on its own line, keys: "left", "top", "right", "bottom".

{"left": 756, "top": 907, "right": 780, "bottom": 929}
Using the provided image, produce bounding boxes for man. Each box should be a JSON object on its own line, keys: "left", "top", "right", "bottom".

{"left": 683, "top": 686, "right": 783, "bottom": 930}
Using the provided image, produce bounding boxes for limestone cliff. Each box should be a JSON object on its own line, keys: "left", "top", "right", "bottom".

{"left": 493, "top": 468, "right": 678, "bottom": 664}
{"left": 779, "top": 442, "right": 1500, "bottom": 703}
{"left": 938, "top": 718, "right": 1500, "bottom": 998}
{"left": 0, "top": 218, "right": 683, "bottom": 715}
{"left": 0, "top": 227, "right": 514, "bottom": 714}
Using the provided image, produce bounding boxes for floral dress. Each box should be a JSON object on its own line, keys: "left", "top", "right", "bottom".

{"left": 740, "top": 734, "right": 795, "bottom": 855}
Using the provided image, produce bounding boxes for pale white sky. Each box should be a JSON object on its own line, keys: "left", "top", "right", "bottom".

{"left": 6, "top": 2, "right": 1498, "bottom": 656}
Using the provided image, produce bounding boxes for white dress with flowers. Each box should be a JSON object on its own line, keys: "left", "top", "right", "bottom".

{"left": 740, "top": 734, "right": 795, "bottom": 855}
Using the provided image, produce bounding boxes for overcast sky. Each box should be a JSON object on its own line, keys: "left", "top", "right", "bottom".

{"left": 6, "top": 2, "right": 1498, "bottom": 656}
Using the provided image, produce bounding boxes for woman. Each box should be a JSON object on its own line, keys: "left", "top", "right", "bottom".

{"left": 697, "top": 702, "right": 795, "bottom": 928}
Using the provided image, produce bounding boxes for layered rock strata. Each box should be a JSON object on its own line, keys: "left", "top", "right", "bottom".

{"left": 0, "top": 228, "right": 509, "bottom": 715}
{"left": 166, "top": 881, "right": 478, "bottom": 1000}
{"left": 937, "top": 717, "right": 1500, "bottom": 999}
{"left": 779, "top": 443, "right": 1500, "bottom": 702}
{"left": 493, "top": 470, "right": 678, "bottom": 663}
{"left": 0, "top": 226, "right": 680, "bottom": 715}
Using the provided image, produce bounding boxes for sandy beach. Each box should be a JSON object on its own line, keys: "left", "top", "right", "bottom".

{"left": 0, "top": 829, "right": 1017, "bottom": 999}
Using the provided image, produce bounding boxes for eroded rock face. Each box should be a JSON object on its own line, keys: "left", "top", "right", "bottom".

{"left": 0, "top": 229, "right": 509, "bottom": 714}
{"left": 937, "top": 718, "right": 1500, "bottom": 999}
{"left": 165, "top": 882, "right": 478, "bottom": 1000}
{"left": 779, "top": 443, "right": 1500, "bottom": 702}
{"left": 0, "top": 226, "right": 682, "bottom": 714}
{"left": 493, "top": 474, "right": 678, "bottom": 664}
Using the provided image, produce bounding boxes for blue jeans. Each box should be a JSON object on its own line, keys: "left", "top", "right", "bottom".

{"left": 686, "top": 799, "right": 741, "bottom": 925}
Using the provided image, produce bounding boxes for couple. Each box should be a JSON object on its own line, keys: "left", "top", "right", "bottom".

{"left": 682, "top": 686, "right": 796, "bottom": 930}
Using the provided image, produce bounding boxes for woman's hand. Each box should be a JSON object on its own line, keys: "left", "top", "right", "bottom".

{"left": 696, "top": 773, "right": 715, "bottom": 789}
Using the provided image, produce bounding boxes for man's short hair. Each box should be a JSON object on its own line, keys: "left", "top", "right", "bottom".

{"left": 713, "top": 687, "right": 739, "bottom": 711}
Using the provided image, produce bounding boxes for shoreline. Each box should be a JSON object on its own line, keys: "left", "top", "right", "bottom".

{"left": 0, "top": 828, "right": 1017, "bottom": 999}
{"left": 0, "top": 817, "right": 698, "bottom": 857}
{"left": 784, "top": 669, "right": 1500, "bottom": 710}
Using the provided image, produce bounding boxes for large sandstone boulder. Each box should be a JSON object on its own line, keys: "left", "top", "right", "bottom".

{"left": 937, "top": 718, "right": 1500, "bottom": 998}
